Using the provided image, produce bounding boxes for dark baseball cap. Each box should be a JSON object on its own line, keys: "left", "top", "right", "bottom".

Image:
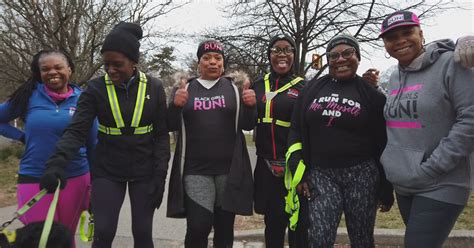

{"left": 379, "top": 11, "right": 420, "bottom": 38}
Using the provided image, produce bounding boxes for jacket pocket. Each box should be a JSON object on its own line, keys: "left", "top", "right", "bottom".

{"left": 381, "top": 144, "right": 436, "bottom": 189}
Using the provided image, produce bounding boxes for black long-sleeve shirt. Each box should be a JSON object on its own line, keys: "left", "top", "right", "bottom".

{"left": 288, "top": 74, "right": 387, "bottom": 169}
{"left": 287, "top": 74, "right": 393, "bottom": 205}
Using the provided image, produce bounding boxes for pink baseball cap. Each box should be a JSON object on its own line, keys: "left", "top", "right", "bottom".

{"left": 379, "top": 11, "right": 420, "bottom": 38}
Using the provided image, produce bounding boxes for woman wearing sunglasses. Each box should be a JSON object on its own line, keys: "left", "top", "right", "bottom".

{"left": 286, "top": 34, "right": 394, "bottom": 248}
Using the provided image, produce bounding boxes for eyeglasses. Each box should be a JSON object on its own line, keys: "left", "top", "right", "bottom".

{"left": 270, "top": 46, "right": 295, "bottom": 55}
{"left": 327, "top": 47, "right": 356, "bottom": 61}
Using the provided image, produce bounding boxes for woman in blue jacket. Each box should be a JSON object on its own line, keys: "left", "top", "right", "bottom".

{"left": 0, "top": 50, "right": 97, "bottom": 247}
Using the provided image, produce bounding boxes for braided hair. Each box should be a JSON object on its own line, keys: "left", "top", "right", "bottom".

{"left": 8, "top": 50, "right": 75, "bottom": 121}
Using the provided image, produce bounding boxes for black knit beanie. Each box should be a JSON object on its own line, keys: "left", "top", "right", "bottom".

{"left": 101, "top": 22, "right": 143, "bottom": 63}
{"left": 326, "top": 34, "right": 361, "bottom": 61}
{"left": 196, "top": 40, "right": 225, "bottom": 62}
{"left": 267, "top": 34, "right": 296, "bottom": 62}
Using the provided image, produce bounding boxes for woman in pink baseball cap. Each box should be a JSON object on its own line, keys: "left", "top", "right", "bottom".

{"left": 379, "top": 10, "right": 474, "bottom": 248}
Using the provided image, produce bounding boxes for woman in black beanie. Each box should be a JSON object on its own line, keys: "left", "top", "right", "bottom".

{"left": 40, "top": 22, "right": 170, "bottom": 248}
{"left": 250, "top": 34, "right": 308, "bottom": 248}
{"left": 286, "top": 34, "right": 394, "bottom": 248}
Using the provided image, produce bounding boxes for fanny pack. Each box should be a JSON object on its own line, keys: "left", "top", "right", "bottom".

{"left": 264, "top": 159, "right": 286, "bottom": 177}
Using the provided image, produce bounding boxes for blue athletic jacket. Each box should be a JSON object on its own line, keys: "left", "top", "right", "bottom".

{"left": 0, "top": 83, "right": 97, "bottom": 178}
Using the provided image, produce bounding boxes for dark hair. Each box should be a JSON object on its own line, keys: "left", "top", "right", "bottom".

{"left": 14, "top": 221, "right": 73, "bottom": 248}
{"left": 8, "top": 50, "right": 74, "bottom": 121}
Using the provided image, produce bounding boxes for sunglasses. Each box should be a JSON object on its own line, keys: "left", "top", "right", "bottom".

{"left": 327, "top": 47, "right": 356, "bottom": 61}
{"left": 270, "top": 46, "right": 295, "bottom": 55}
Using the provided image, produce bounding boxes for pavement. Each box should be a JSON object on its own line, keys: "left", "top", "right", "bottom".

{"left": 1, "top": 146, "right": 473, "bottom": 247}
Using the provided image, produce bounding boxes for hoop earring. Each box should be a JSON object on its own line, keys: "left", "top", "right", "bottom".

{"left": 384, "top": 52, "right": 391, "bottom": 59}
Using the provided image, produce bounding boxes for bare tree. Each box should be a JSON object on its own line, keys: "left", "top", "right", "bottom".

{"left": 210, "top": 0, "right": 457, "bottom": 78}
{"left": 0, "top": 0, "right": 185, "bottom": 99}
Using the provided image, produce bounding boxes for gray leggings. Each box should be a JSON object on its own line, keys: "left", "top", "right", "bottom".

{"left": 307, "top": 160, "right": 379, "bottom": 248}
{"left": 396, "top": 194, "right": 464, "bottom": 248}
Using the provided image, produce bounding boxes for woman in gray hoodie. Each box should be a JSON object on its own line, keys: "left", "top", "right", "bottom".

{"left": 379, "top": 11, "right": 474, "bottom": 248}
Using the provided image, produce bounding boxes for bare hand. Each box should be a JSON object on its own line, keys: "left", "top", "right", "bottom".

{"left": 173, "top": 79, "right": 188, "bottom": 107}
{"left": 242, "top": 79, "right": 256, "bottom": 107}
{"left": 362, "top": 68, "right": 380, "bottom": 87}
{"left": 454, "top": 35, "right": 474, "bottom": 68}
{"left": 296, "top": 182, "right": 311, "bottom": 200}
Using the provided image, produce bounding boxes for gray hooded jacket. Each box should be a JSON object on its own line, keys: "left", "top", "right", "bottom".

{"left": 381, "top": 39, "right": 474, "bottom": 205}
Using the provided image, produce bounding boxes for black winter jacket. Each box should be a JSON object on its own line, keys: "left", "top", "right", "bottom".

{"left": 46, "top": 71, "right": 170, "bottom": 182}
{"left": 166, "top": 77, "right": 255, "bottom": 218}
{"left": 251, "top": 72, "right": 305, "bottom": 159}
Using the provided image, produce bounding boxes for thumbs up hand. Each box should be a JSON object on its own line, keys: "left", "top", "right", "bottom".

{"left": 242, "top": 79, "right": 256, "bottom": 107}
{"left": 173, "top": 79, "right": 188, "bottom": 107}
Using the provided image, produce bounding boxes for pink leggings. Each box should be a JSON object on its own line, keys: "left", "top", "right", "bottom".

{"left": 17, "top": 172, "right": 91, "bottom": 246}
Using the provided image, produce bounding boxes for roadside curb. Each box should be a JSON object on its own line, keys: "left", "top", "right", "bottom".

{"left": 234, "top": 228, "right": 474, "bottom": 247}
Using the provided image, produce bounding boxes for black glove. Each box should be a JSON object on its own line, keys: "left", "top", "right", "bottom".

{"left": 378, "top": 179, "right": 394, "bottom": 207}
{"left": 147, "top": 170, "right": 166, "bottom": 209}
{"left": 377, "top": 168, "right": 394, "bottom": 210}
{"left": 39, "top": 165, "right": 67, "bottom": 193}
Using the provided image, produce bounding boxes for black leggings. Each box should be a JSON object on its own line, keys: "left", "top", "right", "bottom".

{"left": 396, "top": 194, "right": 464, "bottom": 248}
{"left": 91, "top": 178, "right": 155, "bottom": 248}
{"left": 307, "top": 160, "right": 379, "bottom": 248}
{"left": 254, "top": 157, "right": 308, "bottom": 248}
{"left": 184, "top": 174, "right": 235, "bottom": 248}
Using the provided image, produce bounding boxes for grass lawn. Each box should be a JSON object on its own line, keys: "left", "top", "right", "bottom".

{"left": 0, "top": 143, "right": 22, "bottom": 207}
{"left": 235, "top": 194, "right": 474, "bottom": 230}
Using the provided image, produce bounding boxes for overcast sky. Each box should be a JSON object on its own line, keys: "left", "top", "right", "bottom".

{"left": 155, "top": 1, "right": 473, "bottom": 76}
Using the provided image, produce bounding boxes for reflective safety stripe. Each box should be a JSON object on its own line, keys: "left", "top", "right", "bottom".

{"left": 261, "top": 73, "right": 303, "bottom": 128}
{"left": 134, "top": 125, "right": 154, "bottom": 134}
{"left": 257, "top": 118, "right": 291, "bottom": 127}
{"left": 284, "top": 142, "right": 306, "bottom": 231}
{"left": 100, "top": 71, "right": 153, "bottom": 135}
{"left": 131, "top": 72, "right": 147, "bottom": 127}
{"left": 98, "top": 123, "right": 153, "bottom": 135}
{"left": 104, "top": 74, "right": 125, "bottom": 128}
